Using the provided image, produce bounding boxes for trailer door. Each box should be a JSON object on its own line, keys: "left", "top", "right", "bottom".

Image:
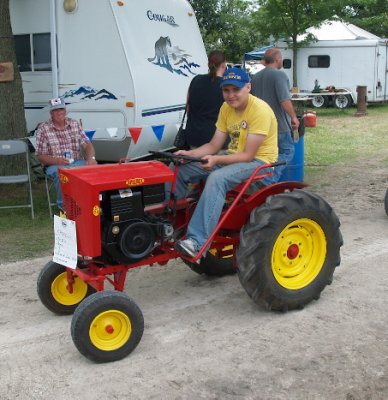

{"left": 376, "top": 41, "right": 388, "bottom": 101}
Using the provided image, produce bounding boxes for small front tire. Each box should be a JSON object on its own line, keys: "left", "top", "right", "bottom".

{"left": 37, "top": 261, "right": 95, "bottom": 315}
{"left": 71, "top": 291, "right": 144, "bottom": 363}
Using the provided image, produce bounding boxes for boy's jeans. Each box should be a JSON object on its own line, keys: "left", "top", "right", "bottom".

{"left": 174, "top": 159, "right": 270, "bottom": 250}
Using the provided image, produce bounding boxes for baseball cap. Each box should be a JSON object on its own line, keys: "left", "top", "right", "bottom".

{"left": 49, "top": 97, "right": 66, "bottom": 111}
{"left": 221, "top": 67, "right": 250, "bottom": 88}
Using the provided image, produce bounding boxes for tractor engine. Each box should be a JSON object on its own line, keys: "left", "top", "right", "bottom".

{"left": 100, "top": 185, "right": 174, "bottom": 264}
{"left": 59, "top": 161, "right": 175, "bottom": 264}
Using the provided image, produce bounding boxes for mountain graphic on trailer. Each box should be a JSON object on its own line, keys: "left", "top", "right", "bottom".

{"left": 63, "top": 86, "right": 118, "bottom": 102}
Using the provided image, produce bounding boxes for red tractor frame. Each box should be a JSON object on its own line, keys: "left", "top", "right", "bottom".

{"left": 37, "top": 151, "right": 343, "bottom": 363}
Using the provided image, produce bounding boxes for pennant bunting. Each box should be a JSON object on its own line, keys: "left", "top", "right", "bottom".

{"left": 107, "top": 128, "right": 118, "bottom": 138}
{"left": 128, "top": 127, "right": 142, "bottom": 144}
{"left": 85, "top": 130, "right": 96, "bottom": 141}
{"left": 152, "top": 125, "right": 165, "bottom": 142}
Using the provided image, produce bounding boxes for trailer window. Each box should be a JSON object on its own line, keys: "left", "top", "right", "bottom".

{"left": 14, "top": 33, "right": 51, "bottom": 72}
{"left": 308, "top": 55, "right": 330, "bottom": 68}
{"left": 14, "top": 35, "right": 31, "bottom": 72}
{"left": 283, "top": 59, "right": 292, "bottom": 69}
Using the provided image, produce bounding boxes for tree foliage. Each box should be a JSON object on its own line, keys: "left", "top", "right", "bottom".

{"left": 251, "top": 0, "right": 341, "bottom": 85}
{"left": 189, "top": 0, "right": 262, "bottom": 62}
{"left": 337, "top": 0, "right": 388, "bottom": 38}
{"left": 0, "top": 0, "right": 27, "bottom": 140}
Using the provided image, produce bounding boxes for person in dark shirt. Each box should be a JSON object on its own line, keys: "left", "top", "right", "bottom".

{"left": 185, "top": 50, "right": 227, "bottom": 148}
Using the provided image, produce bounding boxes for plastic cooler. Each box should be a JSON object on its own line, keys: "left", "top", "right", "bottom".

{"left": 278, "top": 135, "right": 304, "bottom": 182}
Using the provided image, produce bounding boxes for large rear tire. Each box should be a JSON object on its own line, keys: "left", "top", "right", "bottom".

{"left": 237, "top": 190, "right": 343, "bottom": 311}
{"left": 183, "top": 246, "right": 236, "bottom": 277}
{"left": 71, "top": 291, "right": 144, "bottom": 363}
{"left": 384, "top": 189, "right": 388, "bottom": 216}
{"left": 37, "top": 261, "right": 95, "bottom": 315}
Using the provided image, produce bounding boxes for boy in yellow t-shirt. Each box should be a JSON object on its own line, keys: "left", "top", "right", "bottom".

{"left": 174, "top": 67, "right": 278, "bottom": 258}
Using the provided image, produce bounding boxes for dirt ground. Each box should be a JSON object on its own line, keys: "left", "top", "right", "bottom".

{"left": 1, "top": 156, "right": 388, "bottom": 400}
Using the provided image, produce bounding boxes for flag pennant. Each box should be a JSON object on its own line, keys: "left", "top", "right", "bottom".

{"left": 151, "top": 125, "right": 165, "bottom": 142}
{"left": 129, "top": 127, "right": 142, "bottom": 144}
{"left": 107, "top": 128, "right": 118, "bottom": 138}
{"left": 85, "top": 130, "right": 96, "bottom": 141}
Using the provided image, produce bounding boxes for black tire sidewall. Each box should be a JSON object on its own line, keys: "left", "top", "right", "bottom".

{"left": 237, "top": 190, "right": 342, "bottom": 311}
{"left": 312, "top": 95, "right": 328, "bottom": 108}
{"left": 37, "top": 261, "right": 94, "bottom": 315}
{"left": 71, "top": 291, "right": 144, "bottom": 363}
{"left": 183, "top": 250, "right": 236, "bottom": 277}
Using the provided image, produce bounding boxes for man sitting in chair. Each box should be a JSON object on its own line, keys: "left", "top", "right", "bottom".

{"left": 35, "top": 97, "right": 97, "bottom": 210}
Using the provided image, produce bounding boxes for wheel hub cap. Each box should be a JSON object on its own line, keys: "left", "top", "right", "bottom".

{"left": 272, "top": 218, "right": 327, "bottom": 290}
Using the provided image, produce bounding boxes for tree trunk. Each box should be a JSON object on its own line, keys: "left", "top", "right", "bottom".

{"left": 0, "top": 0, "right": 27, "bottom": 140}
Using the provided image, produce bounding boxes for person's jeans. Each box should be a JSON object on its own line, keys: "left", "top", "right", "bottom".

{"left": 263, "top": 131, "right": 295, "bottom": 185}
{"left": 174, "top": 159, "right": 270, "bottom": 250}
{"left": 46, "top": 160, "right": 86, "bottom": 209}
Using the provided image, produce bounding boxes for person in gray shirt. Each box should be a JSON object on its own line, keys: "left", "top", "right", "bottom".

{"left": 251, "top": 48, "right": 299, "bottom": 183}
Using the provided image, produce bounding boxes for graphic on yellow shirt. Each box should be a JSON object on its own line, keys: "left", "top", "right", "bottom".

{"left": 228, "top": 123, "right": 243, "bottom": 153}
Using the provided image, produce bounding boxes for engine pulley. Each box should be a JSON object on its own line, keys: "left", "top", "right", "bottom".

{"left": 119, "top": 221, "right": 156, "bottom": 260}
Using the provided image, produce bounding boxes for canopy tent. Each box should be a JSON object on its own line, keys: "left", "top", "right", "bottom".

{"left": 244, "top": 45, "right": 273, "bottom": 61}
{"left": 244, "top": 20, "right": 380, "bottom": 61}
{"left": 298, "top": 19, "right": 380, "bottom": 41}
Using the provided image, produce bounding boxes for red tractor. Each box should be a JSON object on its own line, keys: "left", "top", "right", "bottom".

{"left": 37, "top": 151, "right": 343, "bottom": 363}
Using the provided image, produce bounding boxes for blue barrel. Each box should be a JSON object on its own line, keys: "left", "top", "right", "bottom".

{"left": 279, "top": 135, "right": 304, "bottom": 182}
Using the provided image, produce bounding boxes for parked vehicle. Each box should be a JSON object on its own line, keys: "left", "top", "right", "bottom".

{"left": 37, "top": 151, "right": 343, "bottom": 362}
{"left": 245, "top": 21, "right": 388, "bottom": 108}
{"left": 10, "top": 0, "right": 208, "bottom": 161}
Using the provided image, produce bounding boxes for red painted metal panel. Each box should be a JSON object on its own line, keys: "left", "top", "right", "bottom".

{"left": 60, "top": 161, "right": 174, "bottom": 257}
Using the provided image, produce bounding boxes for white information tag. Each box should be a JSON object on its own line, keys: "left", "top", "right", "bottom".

{"left": 53, "top": 215, "right": 78, "bottom": 269}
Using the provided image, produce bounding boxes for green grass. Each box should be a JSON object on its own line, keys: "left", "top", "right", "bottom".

{"left": 1, "top": 103, "right": 388, "bottom": 263}
{"left": 0, "top": 179, "right": 55, "bottom": 264}
{"left": 303, "top": 103, "right": 388, "bottom": 189}
{"left": 305, "top": 103, "right": 388, "bottom": 167}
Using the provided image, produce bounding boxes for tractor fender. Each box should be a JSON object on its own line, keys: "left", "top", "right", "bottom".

{"left": 220, "top": 181, "right": 307, "bottom": 231}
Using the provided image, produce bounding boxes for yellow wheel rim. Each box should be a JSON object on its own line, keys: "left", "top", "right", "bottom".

{"left": 272, "top": 218, "right": 327, "bottom": 290}
{"left": 51, "top": 272, "right": 88, "bottom": 306}
{"left": 89, "top": 310, "right": 132, "bottom": 351}
{"left": 209, "top": 244, "right": 233, "bottom": 259}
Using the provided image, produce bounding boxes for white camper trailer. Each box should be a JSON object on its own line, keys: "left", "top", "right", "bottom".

{"left": 10, "top": 0, "right": 208, "bottom": 161}
{"left": 278, "top": 21, "right": 388, "bottom": 108}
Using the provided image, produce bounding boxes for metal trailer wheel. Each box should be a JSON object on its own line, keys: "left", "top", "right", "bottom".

{"left": 384, "top": 189, "right": 388, "bottom": 216}
{"left": 311, "top": 95, "right": 329, "bottom": 108}
{"left": 237, "top": 190, "right": 343, "bottom": 311}
{"left": 37, "top": 261, "right": 95, "bottom": 315}
{"left": 71, "top": 291, "right": 144, "bottom": 363}
{"left": 334, "top": 94, "right": 352, "bottom": 109}
{"left": 183, "top": 245, "right": 237, "bottom": 276}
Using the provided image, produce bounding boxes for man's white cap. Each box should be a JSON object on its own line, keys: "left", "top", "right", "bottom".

{"left": 49, "top": 97, "right": 66, "bottom": 111}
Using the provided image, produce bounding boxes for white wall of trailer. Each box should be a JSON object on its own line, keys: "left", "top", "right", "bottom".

{"left": 278, "top": 40, "right": 388, "bottom": 103}
{"left": 10, "top": 0, "right": 208, "bottom": 161}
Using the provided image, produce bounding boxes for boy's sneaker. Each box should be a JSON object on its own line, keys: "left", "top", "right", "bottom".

{"left": 175, "top": 239, "right": 198, "bottom": 257}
